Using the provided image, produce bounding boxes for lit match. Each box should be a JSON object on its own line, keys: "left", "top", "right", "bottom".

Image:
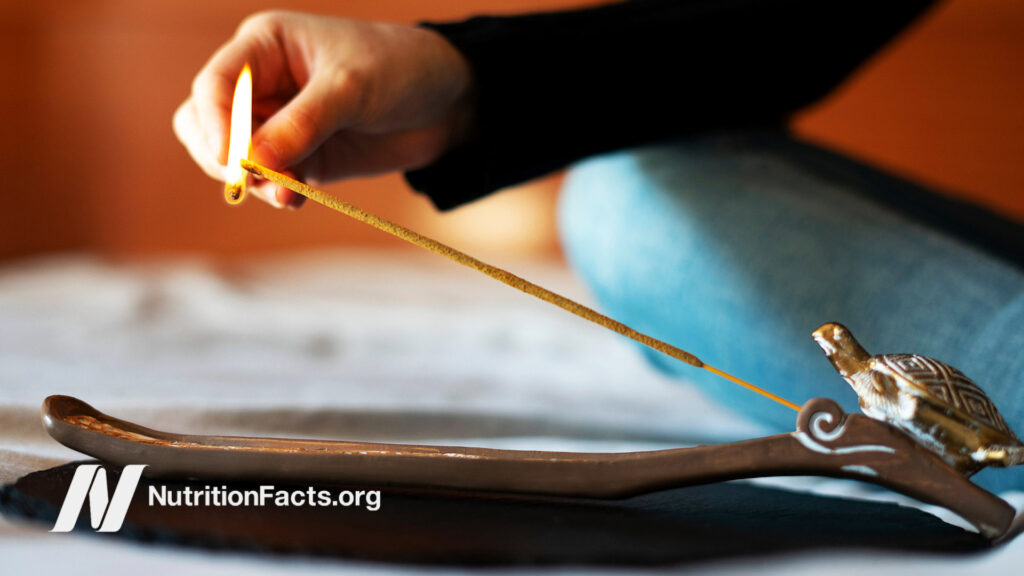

{"left": 224, "top": 64, "right": 252, "bottom": 204}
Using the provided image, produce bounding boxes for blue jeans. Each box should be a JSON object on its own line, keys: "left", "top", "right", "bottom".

{"left": 558, "top": 132, "right": 1024, "bottom": 492}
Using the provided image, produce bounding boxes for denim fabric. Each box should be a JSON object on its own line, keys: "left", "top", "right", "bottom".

{"left": 558, "top": 132, "right": 1024, "bottom": 492}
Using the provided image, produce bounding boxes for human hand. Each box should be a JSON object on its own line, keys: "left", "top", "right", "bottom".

{"left": 173, "top": 11, "right": 475, "bottom": 208}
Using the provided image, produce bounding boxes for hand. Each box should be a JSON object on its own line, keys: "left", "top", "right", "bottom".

{"left": 173, "top": 11, "right": 475, "bottom": 208}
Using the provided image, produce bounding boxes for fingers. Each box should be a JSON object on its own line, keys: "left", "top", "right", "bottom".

{"left": 291, "top": 126, "right": 452, "bottom": 184}
{"left": 185, "top": 11, "right": 291, "bottom": 174}
{"left": 176, "top": 13, "right": 303, "bottom": 209}
{"left": 173, "top": 98, "right": 226, "bottom": 182}
{"left": 248, "top": 169, "right": 306, "bottom": 210}
{"left": 176, "top": 12, "right": 459, "bottom": 211}
{"left": 174, "top": 17, "right": 267, "bottom": 182}
{"left": 175, "top": 96, "right": 300, "bottom": 209}
{"left": 278, "top": 186, "right": 307, "bottom": 210}
{"left": 176, "top": 96, "right": 303, "bottom": 210}
{"left": 250, "top": 68, "right": 364, "bottom": 173}
{"left": 191, "top": 32, "right": 266, "bottom": 166}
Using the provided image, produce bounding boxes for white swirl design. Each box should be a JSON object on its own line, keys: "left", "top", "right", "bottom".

{"left": 810, "top": 411, "right": 847, "bottom": 442}
{"left": 793, "top": 409, "right": 896, "bottom": 456}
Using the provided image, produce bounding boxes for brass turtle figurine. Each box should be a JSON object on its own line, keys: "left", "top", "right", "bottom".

{"left": 812, "top": 322, "right": 1024, "bottom": 476}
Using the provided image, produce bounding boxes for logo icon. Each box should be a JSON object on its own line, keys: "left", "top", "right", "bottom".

{"left": 51, "top": 464, "right": 147, "bottom": 532}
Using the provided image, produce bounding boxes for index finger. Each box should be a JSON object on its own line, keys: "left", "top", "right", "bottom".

{"left": 192, "top": 15, "right": 289, "bottom": 168}
{"left": 191, "top": 41, "right": 252, "bottom": 167}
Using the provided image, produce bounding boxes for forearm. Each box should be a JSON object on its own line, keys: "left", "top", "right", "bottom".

{"left": 406, "top": 0, "right": 935, "bottom": 209}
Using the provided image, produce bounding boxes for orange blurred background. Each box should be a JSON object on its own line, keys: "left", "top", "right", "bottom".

{"left": 0, "top": 0, "right": 1020, "bottom": 262}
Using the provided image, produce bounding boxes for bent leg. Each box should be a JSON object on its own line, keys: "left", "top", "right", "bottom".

{"left": 558, "top": 132, "right": 1024, "bottom": 491}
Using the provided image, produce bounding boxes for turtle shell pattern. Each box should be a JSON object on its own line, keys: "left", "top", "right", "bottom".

{"left": 875, "top": 353, "right": 1019, "bottom": 441}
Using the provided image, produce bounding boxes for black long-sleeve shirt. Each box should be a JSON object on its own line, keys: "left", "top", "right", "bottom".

{"left": 405, "top": 0, "right": 935, "bottom": 209}
{"left": 405, "top": 0, "right": 1024, "bottom": 266}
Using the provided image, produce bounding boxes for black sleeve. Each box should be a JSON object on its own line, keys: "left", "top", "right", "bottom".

{"left": 404, "top": 0, "right": 936, "bottom": 210}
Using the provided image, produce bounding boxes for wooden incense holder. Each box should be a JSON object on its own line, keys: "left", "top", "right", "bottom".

{"left": 42, "top": 394, "right": 1017, "bottom": 540}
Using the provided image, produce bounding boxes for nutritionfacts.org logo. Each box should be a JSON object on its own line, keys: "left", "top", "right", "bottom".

{"left": 51, "top": 464, "right": 146, "bottom": 533}
{"left": 148, "top": 484, "right": 382, "bottom": 510}
{"left": 51, "top": 464, "right": 381, "bottom": 533}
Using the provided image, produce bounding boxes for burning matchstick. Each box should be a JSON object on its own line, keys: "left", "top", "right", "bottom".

{"left": 224, "top": 64, "right": 252, "bottom": 205}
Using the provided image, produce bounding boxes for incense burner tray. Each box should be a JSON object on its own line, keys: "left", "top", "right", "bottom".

{"left": 40, "top": 395, "right": 1019, "bottom": 540}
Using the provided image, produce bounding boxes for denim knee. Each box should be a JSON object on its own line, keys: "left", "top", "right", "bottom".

{"left": 557, "top": 134, "right": 1024, "bottom": 492}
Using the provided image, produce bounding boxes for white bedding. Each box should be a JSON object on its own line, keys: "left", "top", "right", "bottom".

{"left": 1, "top": 251, "right": 1021, "bottom": 575}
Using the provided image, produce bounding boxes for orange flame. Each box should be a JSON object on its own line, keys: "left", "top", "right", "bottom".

{"left": 224, "top": 64, "right": 252, "bottom": 205}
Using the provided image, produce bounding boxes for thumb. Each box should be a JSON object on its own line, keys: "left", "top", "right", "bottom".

{"left": 250, "top": 70, "right": 362, "bottom": 172}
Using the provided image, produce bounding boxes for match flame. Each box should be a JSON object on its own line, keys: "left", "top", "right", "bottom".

{"left": 224, "top": 63, "right": 252, "bottom": 204}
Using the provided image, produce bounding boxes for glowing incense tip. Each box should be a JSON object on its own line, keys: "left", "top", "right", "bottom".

{"left": 224, "top": 64, "right": 252, "bottom": 205}
{"left": 702, "top": 365, "right": 801, "bottom": 411}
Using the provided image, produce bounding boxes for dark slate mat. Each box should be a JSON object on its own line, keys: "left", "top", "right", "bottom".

{"left": 0, "top": 461, "right": 991, "bottom": 565}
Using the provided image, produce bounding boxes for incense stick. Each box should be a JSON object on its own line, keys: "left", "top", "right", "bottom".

{"left": 241, "top": 159, "right": 800, "bottom": 412}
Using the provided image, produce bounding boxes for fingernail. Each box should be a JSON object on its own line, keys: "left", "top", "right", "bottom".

{"left": 274, "top": 186, "right": 288, "bottom": 209}
{"left": 276, "top": 187, "right": 306, "bottom": 211}
{"left": 269, "top": 186, "right": 286, "bottom": 209}
{"left": 285, "top": 193, "right": 306, "bottom": 211}
{"left": 251, "top": 182, "right": 284, "bottom": 209}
